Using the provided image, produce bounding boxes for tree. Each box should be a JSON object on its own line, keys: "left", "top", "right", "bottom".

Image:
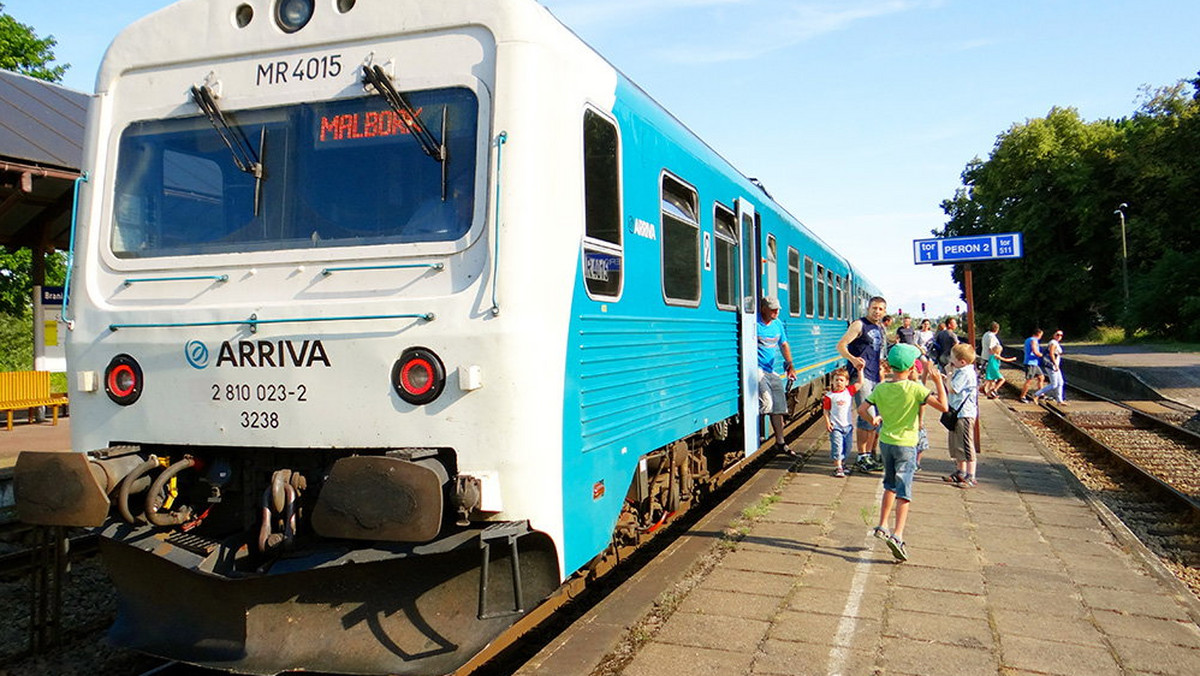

{"left": 0, "top": 2, "right": 68, "bottom": 82}
{"left": 938, "top": 75, "right": 1200, "bottom": 341}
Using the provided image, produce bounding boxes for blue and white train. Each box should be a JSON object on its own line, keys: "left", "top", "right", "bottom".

{"left": 16, "top": 0, "right": 881, "bottom": 673}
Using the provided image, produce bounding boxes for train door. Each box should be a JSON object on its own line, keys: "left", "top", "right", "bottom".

{"left": 736, "top": 199, "right": 758, "bottom": 456}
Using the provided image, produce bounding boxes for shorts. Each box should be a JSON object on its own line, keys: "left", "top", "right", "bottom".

{"left": 855, "top": 379, "right": 880, "bottom": 432}
{"left": 1024, "top": 364, "right": 1044, "bottom": 379}
{"left": 758, "top": 369, "right": 787, "bottom": 415}
{"left": 880, "top": 442, "right": 917, "bottom": 502}
{"left": 830, "top": 424, "right": 853, "bottom": 463}
{"left": 915, "top": 426, "right": 929, "bottom": 454}
{"left": 985, "top": 356, "right": 1002, "bottom": 381}
{"left": 949, "top": 417, "right": 975, "bottom": 462}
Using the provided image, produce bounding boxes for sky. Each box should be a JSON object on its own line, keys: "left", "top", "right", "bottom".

{"left": 5, "top": 0, "right": 1199, "bottom": 320}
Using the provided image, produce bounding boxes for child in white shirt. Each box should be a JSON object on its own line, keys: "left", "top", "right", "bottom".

{"left": 823, "top": 368, "right": 860, "bottom": 477}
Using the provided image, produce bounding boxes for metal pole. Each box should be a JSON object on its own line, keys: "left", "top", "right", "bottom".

{"left": 964, "top": 264, "right": 981, "bottom": 455}
{"left": 1115, "top": 204, "right": 1129, "bottom": 315}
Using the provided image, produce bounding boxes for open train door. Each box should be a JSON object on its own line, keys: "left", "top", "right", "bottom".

{"left": 736, "top": 198, "right": 759, "bottom": 456}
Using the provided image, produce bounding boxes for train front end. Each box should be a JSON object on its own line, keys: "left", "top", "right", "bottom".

{"left": 13, "top": 1, "right": 576, "bottom": 673}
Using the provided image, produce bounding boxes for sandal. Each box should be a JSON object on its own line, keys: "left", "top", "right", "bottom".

{"left": 886, "top": 535, "right": 908, "bottom": 561}
{"left": 872, "top": 526, "right": 889, "bottom": 540}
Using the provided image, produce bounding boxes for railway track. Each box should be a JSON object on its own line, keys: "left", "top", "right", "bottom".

{"left": 998, "top": 366, "right": 1200, "bottom": 598}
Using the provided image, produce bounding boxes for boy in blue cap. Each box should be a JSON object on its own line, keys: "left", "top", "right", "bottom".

{"left": 857, "top": 342, "right": 948, "bottom": 561}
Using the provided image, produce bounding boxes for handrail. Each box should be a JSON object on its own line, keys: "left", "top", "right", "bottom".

{"left": 491, "top": 131, "right": 507, "bottom": 316}
{"left": 321, "top": 263, "right": 444, "bottom": 275}
{"left": 60, "top": 172, "right": 88, "bottom": 324}
{"left": 124, "top": 275, "right": 229, "bottom": 286}
{"left": 109, "top": 311, "right": 435, "bottom": 333}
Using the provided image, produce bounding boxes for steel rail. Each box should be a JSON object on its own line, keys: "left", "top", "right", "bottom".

{"left": 1037, "top": 400, "right": 1200, "bottom": 518}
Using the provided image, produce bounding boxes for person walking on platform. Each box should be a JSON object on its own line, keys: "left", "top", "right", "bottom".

{"left": 823, "top": 368, "right": 861, "bottom": 478}
{"left": 896, "top": 316, "right": 917, "bottom": 346}
{"left": 1033, "top": 330, "right": 1066, "bottom": 404}
{"left": 858, "top": 344, "right": 948, "bottom": 562}
{"left": 1019, "top": 328, "right": 1046, "bottom": 403}
{"left": 934, "top": 317, "right": 961, "bottom": 372}
{"left": 757, "top": 296, "right": 797, "bottom": 453}
{"left": 837, "top": 296, "right": 888, "bottom": 472}
{"left": 981, "top": 322, "right": 1015, "bottom": 398}
{"left": 943, "top": 343, "right": 979, "bottom": 487}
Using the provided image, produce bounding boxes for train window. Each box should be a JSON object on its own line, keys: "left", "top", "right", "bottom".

{"left": 112, "top": 87, "right": 479, "bottom": 258}
{"left": 764, "top": 235, "right": 777, "bottom": 306}
{"left": 713, "top": 203, "right": 737, "bottom": 311}
{"left": 804, "top": 256, "right": 814, "bottom": 317}
{"left": 582, "top": 109, "right": 622, "bottom": 299}
{"left": 739, "top": 210, "right": 755, "bottom": 314}
{"left": 787, "top": 248, "right": 801, "bottom": 316}
{"left": 816, "top": 264, "right": 826, "bottom": 318}
{"left": 660, "top": 173, "right": 699, "bottom": 305}
{"left": 826, "top": 269, "right": 835, "bottom": 319}
{"left": 835, "top": 275, "right": 844, "bottom": 320}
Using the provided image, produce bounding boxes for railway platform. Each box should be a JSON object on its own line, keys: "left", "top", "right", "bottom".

{"left": 1063, "top": 344, "right": 1200, "bottom": 410}
{"left": 0, "top": 417, "right": 71, "bottom": 471}
{"left": 521, "top": 396, "right": 1200, "bottom": 676}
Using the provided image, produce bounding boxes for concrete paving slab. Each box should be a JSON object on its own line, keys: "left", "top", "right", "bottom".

{"left": 991, "top": 608, "right": 1108, "bottom": 646}
{"left": 751, "top": 638, "right": 877, "bottom": 675}
{"left": 1108, "top": 636, "right": 1200, "bottom": 675}
{"left": 1091, "top": 609, "right": 1200, "bottom": 647}
{"left": 766, "top": 609, "right": 881, "bottom": 651}
{"left": 785, "top": 583, "right": 886, "bottom": 619}
{"left": 883, "top": 608, "right": 994, "bottom": 650}
{"left": 701, "top": 567, "right": 795, "bottom": 598}
{"left": 880, "top": 636, "right": 998, "bottom": 676}
{"left": 653, "top": 611, "right": 770, "bottom": 652}
{"left": 893, "top": 565, "right": 986, "bottom": 595}
{"left": 1000, "top": 634, "right": 1122, "bottom": 675}
{"left": 621, "top": 642, "right": 756, "bottom": 676}
{"left": 890, "top": 586, "right": 987, "bottom": 620}
{"left": 1079, "top": 586, "right": 1193, "bottom": 621}
{"left": 674, "top": 587, "right": 784, "bottom": 622}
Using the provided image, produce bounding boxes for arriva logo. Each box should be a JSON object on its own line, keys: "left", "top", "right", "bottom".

{"left": 185, "top": 340, "right": 210, "bottom": 370}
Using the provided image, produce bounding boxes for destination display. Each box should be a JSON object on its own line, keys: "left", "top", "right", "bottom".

{"left": 913, "top": 232, "right": 1024, "bottom": 265}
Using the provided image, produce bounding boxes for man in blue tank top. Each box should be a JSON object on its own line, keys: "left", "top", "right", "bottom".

{"left": 758, "top": 297, "right": 796, "bottom": 454}
{"left": 837, "top": 296, "right": 887, "bottom": 471}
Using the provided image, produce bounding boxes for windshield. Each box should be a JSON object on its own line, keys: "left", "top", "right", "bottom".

{"left": 112, "top": 87, "right": 478, "bottom": 258}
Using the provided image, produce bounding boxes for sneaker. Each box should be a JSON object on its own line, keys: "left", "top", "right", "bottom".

{"left": 886, "top": 535, "right": 908, "bottom": 561}
{"left": 854, "top": 456, "right": 874, "bottom": 472}
{"left": 1018, "top": 396, "right": 1030, "bottom": 403}
{"left": 961, "top": 476, "right": 977, "bottom": 488}
{"left": 833, "top": 467, "right": 846, "bottom": 478}
{"left": 872, "top": 526, "right": 889, "bottom": 540}
{"left": 943, "top": 472, "right": 964, "bottom": 484}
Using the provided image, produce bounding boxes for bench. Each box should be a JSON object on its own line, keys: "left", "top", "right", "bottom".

{"left": 0, "top": 371, "right": 68, "bottom": 431}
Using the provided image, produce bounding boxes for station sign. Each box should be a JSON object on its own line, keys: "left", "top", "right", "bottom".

{"left": 913, "top": 232, "right": 1023, "bottom": 265}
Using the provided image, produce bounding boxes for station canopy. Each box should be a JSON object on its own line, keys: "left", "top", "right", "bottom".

{"left": 0, "top": 69, "right": 89, "bottom": 252}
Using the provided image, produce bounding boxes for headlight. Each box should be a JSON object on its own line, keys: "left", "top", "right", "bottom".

{"left": 391, "top": 347, "right": 446, "bottom": 405}
{"left": 275, "top": 0, "right": 314, "bottom": 33}
{"left": 105, "top": 354, "right": 143, "bottom": 406}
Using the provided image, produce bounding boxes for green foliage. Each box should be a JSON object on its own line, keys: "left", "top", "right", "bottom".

{"left": 939, "top": 73, "right": 1200, "bottom": 340}
{"left": 0, "top": 312, "right": 32, "bottom": 372}
{"left": 0, "top": 3, "right": 68, "bottom": 82}
{"left": 0, "top": 249, "right": 67, "bottom": 317}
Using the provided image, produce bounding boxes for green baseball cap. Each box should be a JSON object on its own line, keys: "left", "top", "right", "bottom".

{"left": 887, "top": 343, "right": 921, "bottom": 371}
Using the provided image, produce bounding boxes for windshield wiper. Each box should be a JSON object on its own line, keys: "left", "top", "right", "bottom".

{"left": 191, "top": 84, "right": 266, "bottom": 214}
{"left": 361, "top": 65, "right": 448, "bottom": 200}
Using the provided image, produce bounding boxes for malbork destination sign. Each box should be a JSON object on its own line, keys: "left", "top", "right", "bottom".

{"left": 913, "top": 232, "right": 1024, "bottom": 265}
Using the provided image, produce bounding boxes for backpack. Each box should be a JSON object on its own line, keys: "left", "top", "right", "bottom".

{"left": 925, "top": 338, "right": 940, "bottom": 363}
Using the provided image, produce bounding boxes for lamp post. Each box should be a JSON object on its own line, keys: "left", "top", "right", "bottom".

{"left": 1114, "top": 203, "right": 1129, "bottom": 314}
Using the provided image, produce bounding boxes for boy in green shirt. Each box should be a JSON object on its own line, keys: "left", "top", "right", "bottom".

{"left": 857, "top": 343, "right": 948, "bottom": 561}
